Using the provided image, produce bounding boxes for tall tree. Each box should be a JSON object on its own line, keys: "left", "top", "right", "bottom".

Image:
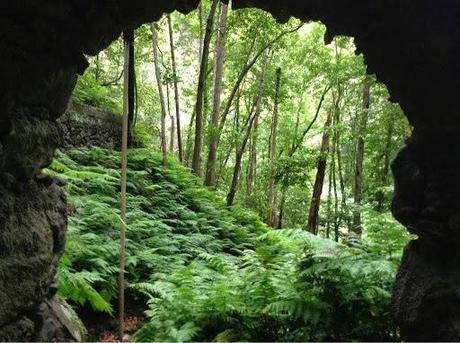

{"left": 192, "top": 0, "right": 219, "bottom": 177}
{"left": 246, "top": 51, "right": 272, "bottom": 196}
{"left": 375, "top": 109, "right": 395, "bottom": 211}
{"left": 166, "top": 83, "right": 175, "bottom": 152}
{"left": 307, "top": 108, "right": 333, "bottom": 235}
{"left": 205, "top": 1, "right": 229, "bottom": 187}
{"left": 167, "top": 14, "right": 184, "bottom": 162}
{"left": 118, "top": 29, "right": 134, "bottom": 341}
{"left": 226, "top": 56, "right": 271, "bottom": 206}
{"left": 151, "top": 23, "right": 168, "bottom": 166}
{"left": 352, "top": 77, "right": 371, "bottom": 237}
{"left": 267, "top": 67, "right": 282, "bottom": 227}
{"left": 218, "top": 25, "right": 302, "bottom": 143}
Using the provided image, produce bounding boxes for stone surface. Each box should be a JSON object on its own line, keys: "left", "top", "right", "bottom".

{"left": 390, "top": 130, "right": 460, "bottom": 340}
{"left": 0, "top": 0, "right": 459, "bottom": 340}
{"left": 59, "top": 101, "right": 122, "bottom": 149}
{"left": 36, "top": 297, "right": 87, "bottom": 342}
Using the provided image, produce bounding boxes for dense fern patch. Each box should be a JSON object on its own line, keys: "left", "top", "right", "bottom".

{"left": 47, "top": 148, "right": 409, "bottom": 342}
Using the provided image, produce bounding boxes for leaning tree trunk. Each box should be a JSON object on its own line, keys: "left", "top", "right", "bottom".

{"left": 213, "top": 26, "right": 301, "bottom": 174}
{"left": 205, "top": 1, "right": 229, "bottom": 187}
{"left": 226, "top": 113, "right": 257, "bottom": 206}
{"left": 151, "top": 23, "right": 168, "bottom": 166}
{"left": 351, "top": 77, "right": 370, "bottom": 238}
{"left": 191, "top": 0, "right": 219, "bottom": 177}
{"left": 246, "top": 52, "right": 271, "bottom": 197}
{"left": 167, "top": 14, "right": 184, "bottom": 162}
{"left": 307, "top": 109, "right": 333, "bottom": 235}
{"left": 226, "top": 58, "right": 269, "bottom": 206}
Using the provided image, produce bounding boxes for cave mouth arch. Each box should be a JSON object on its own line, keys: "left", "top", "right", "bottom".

{"left": 1, "top": 0, "right": 459, "bottom": 341}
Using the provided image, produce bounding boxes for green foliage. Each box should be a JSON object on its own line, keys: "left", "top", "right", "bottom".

{"left": 136, "top": 225, "right": 405, "bottom": 342}
{"left": 72, "top": 71, "right": 122, "bottom": 113}
{"left": 48, "top": 148, "right": 265, "bottom": 316}
{"left": 62, "top": 4, "right": 413, "bottom": 341}
{"left": 49, "top": 148, "right": 407, "bottom": 342}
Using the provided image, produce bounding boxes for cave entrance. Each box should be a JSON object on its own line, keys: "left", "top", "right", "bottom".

{"left": 57, "top": 5, "right": 411, "bottom": 341}
{"left": 1, "top": 0, "right": 459, "bottom": 341}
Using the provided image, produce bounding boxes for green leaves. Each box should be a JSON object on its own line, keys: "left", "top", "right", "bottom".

{"left": 58, "top": 268, "right": 113, "bottom": 315}
{"left": 52, "top": 147, "right": 404, "bottom": 342}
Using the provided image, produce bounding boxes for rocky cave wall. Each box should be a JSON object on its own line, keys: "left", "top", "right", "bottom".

{"left": 0, "top": 0, "right": 459, "bottom": 340}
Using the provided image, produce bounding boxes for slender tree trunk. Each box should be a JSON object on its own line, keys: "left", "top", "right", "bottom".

{"left": 332, "top": 143, "right": 340, "bottom": 242}
{"left": 205, "top": 2, "right": 229, "bottom": 187}
{"left": 246, "top": 115, "right": 258, "bottom": 196}
{"left": 326, "top": 157, "right": 333, "bottom": 239}
{"left": 289, "top": 85, "right": 331, "bottom": 157}
{"left": 198, "top": 2, "right": 203, "bottom": 61}
{"left": 267, "top": 67, "right": 282, "bottom": 227}
{"left": 277, "top": 186, "right": 287, "bottom": 230}
{"left": 151, "top": 24, "right": 168, "bottom": 166}
{"left": 166, "top": 83, "right": 175, "bottom": 152}
{"left": 352, "top": 77, "right": 371, "bottom": 237}
{"left": 167, "top": 14, "right": 184, "bottom": 162}
{"left": 185, "top": 109, "right": 196, "bottom": 166}
{"left": 226, "top": 60, "right": 269, "bottom": 206}
{"left": 307, "top": 109, "right": 333, "bottom": 234}
{"left": 218, "top": 26, "right": 301, "bottom": 141}
{"left": 333, "top": 92, "right": 350, "bottom": 232}
{"left": 226, "top": 117, "right": 255, "bottom": 206}
{"left": 376, "top": 111, "right": 394, "bottom": 211}
{"left": 246, "top": 53, "right": 271, "bottom": 197}
{"left": 192, "top": 0, "right": 219, "bottom": 177}
{"left": 118, "top": 30, "right": 133, "bottom": 341}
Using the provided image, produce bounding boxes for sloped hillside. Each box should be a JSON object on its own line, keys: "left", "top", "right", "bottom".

{"left": 46, "top": 148, "right": 408, "bottom": 342}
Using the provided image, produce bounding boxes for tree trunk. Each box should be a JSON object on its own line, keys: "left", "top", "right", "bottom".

{"left": 246, "top": 115, "right": 258, "bottom": 196}
{"left": 191, "top": 0, "right": 219, "bottom": 177}
{"left": 307, "top": 109, "right": 333, "bottom": 235}
{"left": 124, "top": 30, "right": 136, "bottom": 146}
{"left": 185, "top": 110, "right": 196, "bottom": 166}
{"left": 198, "top": 2, "right": 203, "bottom": 62}
{"left": 326, "top": 156, "right": 333, "bottom": 239}
{"left": 213, "top": 25, "right": 302, "bottom": 172}
{"left": 332, "top": 142, "right": 340, "bottom": 242}
{"left": 205, "top": 2, "right": 229, "bottom": 187}
{"left": 151, "top": 23, "right": 168, "bottom": 166}
{"left": 376, "top": 110, "right": 395, "bottom": 211}
{"left": 226, "top": 109, "right": 259, "bottom": 206}
{"left": 335, "top": 106, "right": 349, "bottom": 230}
{"left": 267, "top": 67, "right": 282, "bottom": 227}
{"left": 218, "top": 26, "right": 301, "bottom": 140}
{"left": 167, "top": 14, "right": 184, "bottom": 162}
{"left": 351, "top": 77, "right": 370, "bottom": 237}
{"left": 118, "top": 29, "right": 134, "bottom": 341}
{"left": 289, "top": 85, "right": 331, "bottom": 157}
{"left": 246, "top": 52, "right": 272, "bottom": 197}
{"left": 166, "top": 83, "right": 175, "bottom": 152}
{"left": 226, "top": 60, "right": 269, "bottom": 206}
{"left": 277, "top": 186, "right": 287, "bottom": 230}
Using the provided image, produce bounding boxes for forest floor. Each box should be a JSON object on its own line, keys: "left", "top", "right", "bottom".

{"left": 79, "top": 294, "right": 145, "bottom": 342}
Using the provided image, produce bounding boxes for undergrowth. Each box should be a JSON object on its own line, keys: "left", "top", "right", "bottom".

{"left": 47, "top": 148, "right": 409, "bottom": 342}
